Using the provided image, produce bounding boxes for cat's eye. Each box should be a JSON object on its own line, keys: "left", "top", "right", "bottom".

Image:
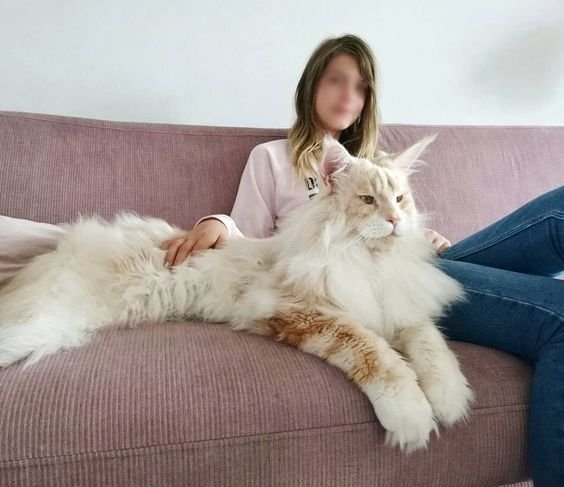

{"left": 396, "top": 194, "right": 403, "bottom": 203}
{"left": 359, "top": 195, "right": 375, "bottom": 205}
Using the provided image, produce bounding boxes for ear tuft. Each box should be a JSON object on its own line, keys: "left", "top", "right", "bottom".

{"left": 318, "top": 135, "right": 352, "bottom": 184}
{"left": 391, "top": 133, "right": 437, "bottom": 174}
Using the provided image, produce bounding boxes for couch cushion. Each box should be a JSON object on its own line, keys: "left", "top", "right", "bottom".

{"left": 0, "top": 322, "right": 532, "bottom": 486}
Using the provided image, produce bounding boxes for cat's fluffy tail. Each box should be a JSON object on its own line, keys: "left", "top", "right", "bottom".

{"left": 0, "top": 212, "right": 280, "bottom": 367}
{"left": 0, "top": 316, "right": 96, "bottom": 369}
{"left": 0, "top": 252, "right": 104, "bottom": 368}
{"left": 0, "top": 214, "right": 165, "bottom": 368}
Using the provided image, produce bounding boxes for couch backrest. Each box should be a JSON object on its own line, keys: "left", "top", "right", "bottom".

{"left": 1, "top": 111, "right": 563, "bottom": 243}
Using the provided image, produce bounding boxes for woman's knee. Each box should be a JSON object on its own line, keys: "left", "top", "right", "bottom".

{"left": 434, "top": 259, "right": 564, "bottom": 360}
{"left": 537, "top": 184, "right": 564, "bottom": 212}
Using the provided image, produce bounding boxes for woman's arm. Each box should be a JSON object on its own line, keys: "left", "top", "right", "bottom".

{"left": 194, "top": 144, "right": 277, "bottom": 239}
{"left": 162, "top": 144, "right": 279, "bottom": 266}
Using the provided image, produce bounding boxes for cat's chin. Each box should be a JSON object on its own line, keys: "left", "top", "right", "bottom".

{"left": 364, "top": 233, "right": 397, "bottom": 252}
{"left": 368, "top": 226, "right": 419, "bottom": 250}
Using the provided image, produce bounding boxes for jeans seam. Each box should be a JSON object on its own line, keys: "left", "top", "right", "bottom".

{"left": 461, "top": 287, "right": 564, "bottom": 354}
{"left": 444, "top": 210, "right": 564, "bottom": 261}
{"left": 462, "top": 286, "right": 564, "bottom": 322}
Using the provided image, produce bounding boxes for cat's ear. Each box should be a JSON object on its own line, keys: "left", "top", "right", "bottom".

{"left": 390, "top": 133, "right": 437, "bottom": 175}
{"left": 319, "top": 134, "right": 352, "bottom": 190}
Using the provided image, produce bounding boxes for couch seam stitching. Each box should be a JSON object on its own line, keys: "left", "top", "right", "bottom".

{"left": 0, "top": 404, "right": 530, "bottom": 466}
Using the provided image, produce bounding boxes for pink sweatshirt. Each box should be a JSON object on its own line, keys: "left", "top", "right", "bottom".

{"left": 195, "top": 138, "right": 320, "bottom": 239}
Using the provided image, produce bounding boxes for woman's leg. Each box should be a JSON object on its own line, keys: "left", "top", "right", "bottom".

{"left": 435, "top": 187, "right": 564, "bottom": 485}
{"left": 439, "top": 185, "right": 564, "bottom": 277}
{"left": 435, "top": 258, "right": 564, "bottom": 487}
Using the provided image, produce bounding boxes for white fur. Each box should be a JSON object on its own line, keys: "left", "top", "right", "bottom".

{"left": 0, "top": 135, "right": 475, "bottom": 453}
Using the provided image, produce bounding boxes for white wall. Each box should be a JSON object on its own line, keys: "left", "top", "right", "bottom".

{"left": 1, "top": 0, "right": 563, "bottom": 127}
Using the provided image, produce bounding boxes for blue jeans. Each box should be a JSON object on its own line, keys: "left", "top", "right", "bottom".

{"left": 435, "top": 185, "right": 564, "bottom": 487}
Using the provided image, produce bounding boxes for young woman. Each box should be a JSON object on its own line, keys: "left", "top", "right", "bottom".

{"left": 161, "top": 34, "right": 564, "bottom": 486}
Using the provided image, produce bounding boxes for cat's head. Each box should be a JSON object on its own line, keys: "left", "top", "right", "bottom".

{"left": 317, "top": 133, "right": 436, "bottom": 241}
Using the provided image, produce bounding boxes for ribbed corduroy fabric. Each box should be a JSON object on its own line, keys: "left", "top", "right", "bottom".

{"left": 0, "top": 324, "right": 532, "bottom": 486}
{"left": 2, "top": 110, "right": 559, "bottom": 486}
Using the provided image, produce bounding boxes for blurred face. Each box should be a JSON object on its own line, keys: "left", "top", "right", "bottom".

{"left": 315, "top": 53, "right": 368, "bottom": 139}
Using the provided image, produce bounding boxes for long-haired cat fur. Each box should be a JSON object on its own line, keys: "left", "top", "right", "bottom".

{"left": 0, "top": 134, "right": 474, "bottom": 453}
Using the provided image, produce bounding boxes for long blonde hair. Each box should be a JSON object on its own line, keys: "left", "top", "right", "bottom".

{"left": 288, "top": 34, "right": 381, "bottom": 180}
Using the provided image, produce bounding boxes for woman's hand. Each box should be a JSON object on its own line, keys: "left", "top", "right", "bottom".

{"left": 160, "top": 219, "right": 228, "bottom": 267}
{"left": 424, "top": 228, "right": 452, "bottom": 255}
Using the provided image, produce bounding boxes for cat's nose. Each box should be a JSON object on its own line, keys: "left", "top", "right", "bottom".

{"left": 387, "top": 216, "right": 400, "bottom": 227}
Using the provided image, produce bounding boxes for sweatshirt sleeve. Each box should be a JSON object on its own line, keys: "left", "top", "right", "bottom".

{"left": 194, "top": 144, "right": 276, "bottom": 239}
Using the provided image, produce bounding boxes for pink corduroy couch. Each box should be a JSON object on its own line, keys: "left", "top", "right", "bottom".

{"left": 2, "top": 110, "right": 563, "bottom": 486}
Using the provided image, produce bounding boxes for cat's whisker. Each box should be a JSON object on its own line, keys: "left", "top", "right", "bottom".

{"left": 344, "top": 233, "right": 366, "bottom": 248}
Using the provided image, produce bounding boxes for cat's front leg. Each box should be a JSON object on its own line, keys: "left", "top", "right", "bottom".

{"left": 392, "top": 323, "right": 476, "bottom": 428}
{"left": 260, "top": 310, "right": 438, "bottom": 453}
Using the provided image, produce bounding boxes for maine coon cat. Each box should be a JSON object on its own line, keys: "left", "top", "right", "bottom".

{"left": 0, "top": 134, "right": 474, "bottom": 453}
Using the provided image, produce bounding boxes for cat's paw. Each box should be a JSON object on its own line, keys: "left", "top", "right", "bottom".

{"left": 371, "top": 382, "right": 439, "bottom": 453}
{"left": 422, "top": 372, "right": 475, "bottom": 427}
